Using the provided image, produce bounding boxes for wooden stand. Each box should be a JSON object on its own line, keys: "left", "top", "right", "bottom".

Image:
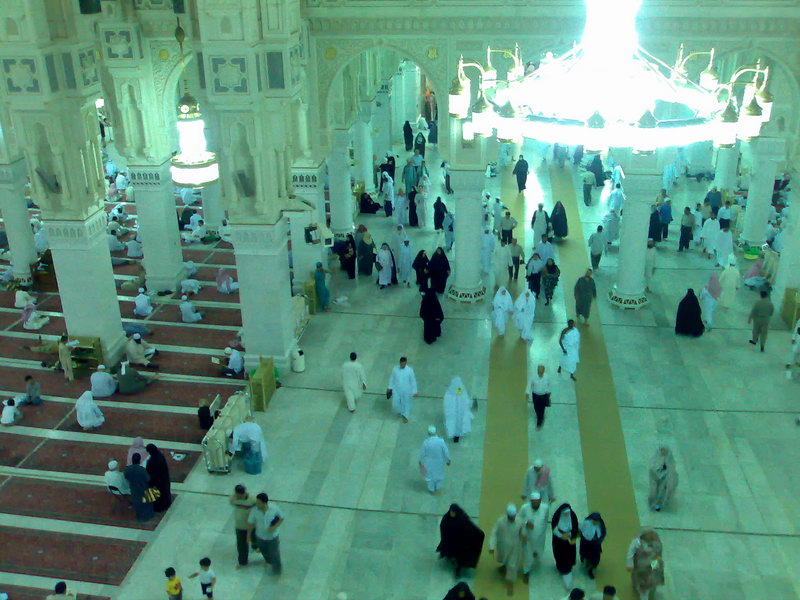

{"left": 248, "top": 356, "right": 277, "bottom": 412}
{"left": 68, "top": 336, "right": 103, "bottom": 375}
{"left": 782, "top": 288, "right": 799, "bottom": 328}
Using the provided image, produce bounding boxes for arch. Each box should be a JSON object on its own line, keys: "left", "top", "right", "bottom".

{"left": 161, "top": 51, "right": 196, "bottom": 150}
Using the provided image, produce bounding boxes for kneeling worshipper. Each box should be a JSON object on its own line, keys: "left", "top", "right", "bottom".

{"left": 14, "top": 287, "right": 36, "bottom": 308}
{"left": 551, "top": 503, "right": 580, "bottom": 590}
{"left": 489, "top": 504, "right": 524, "bottom": 596}
{"left": 180, "top": 278, "right": 202, "bottom": 295}
{"left": 648, "top": 446, "right": 678, "bottom": 511}
{"left": 198, "top": 398, "right": 214, "bottom": 430}
{"left": 419, "top": 288, "right": 445, "bottom": 344}
{"left": 492, "top": 287, "right": 514, "bottom": 335}
{"left": 216, "top": 268, "right": 239, "bottom": 294}
{"left": 76, "top": 391, "right": 105, "bottom": 431}
{"left": 219, "top": 219, "right": 233, "bottom": 242}
{"left": 107, "top": 232, "right": 125, "bottom": 252}
{"left": 442, "top": 582, "right": 475, "bottom": 600}
{"left": 437, "top": 503, "right": 485, "bottom": 577}
{"left": 124, "top": 453, "right": 154, "bottom": 521}
{"left": 418, "top": 425, "right": 451, "bottom": 494}
{"left": 232, "top": 416, "right": 268, "bottom": 474}
{"left": 443, "top": 377, "right": 473, "bottom": 443}
{"left": 675, "top": 289, "right": 705, "bottom": 337}
{"left": 359, "top": 191, "right": 381, "bottom": 214}
{"left": 90, "top": 365, "right": 117, "bottom": 398}
{"left": 118, "top": 361, "right": 156, "bottom": 395}
{"left": 21, "top": 303, "right": 50, "bottom": 330}
{"left": 133, "top": 288, "right": 153, "bottom": 317}
{"left": 104, "top": 460, "right": 130, "bottom": 494}
{"left": 513, "top": 289, "right": 536, "bottom": 341}
{"left": 125, "top": 333, "right": 158, "bottom": 367}
{"left": 180, "top": 295, "right": 204, "bottom": 323}
{"left": 181, "top": 219, "right": 207, "bottom": 243}
{"left": 579, "top": 512, "right": 607, "bottom": 579}
{"left": 221, "top": 347, "right": 244, "bottom": 378}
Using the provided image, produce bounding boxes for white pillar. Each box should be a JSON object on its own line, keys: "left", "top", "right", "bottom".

{"left": 294, "top": 101, "right": 312, "bottom": 159}
{"left": 742, "top": 137, "right": 785, "bottom": 248}
{"left": 201, "top": 182, "right": 225, "bottom": 233}
{"left": 373, "top": 84, "right": 392, "bottom": 158}
{"left": 392, "top": 71, "right": 405, "bottom": 138}
{"left": 608, "top": 153, "right": 662, "bottom": 309}
{"left": 46, "top": 210, "right": 126, "bottom": 361}
{"left": 772, "top": 207, "right": 800, "bottom": 311}
{"left": 327, "top": 129, "right": 354, "bottom": 236}
{"left": 446, "top": 193, "right": 486, "bottom": 302}
{"left": 401, "top": 62, "right": 420, "bottom": 123}
{"left": 292, "top": 160, "right": 327, "bottom": 225}
{"left": 714, "top": 144, "right": 740, "bottom": 197}
{"left": 128, "top": 161, "right": 185, "bottom": 292}
{"left": 352, "top": 102, "right": 375, "bottom": 193}
{"left": 231, "top": 220, "right": 296, "bottom": 370}
{"left": 0, "top": 158, "right": 37, "bottom": 283}
{"left": 286, "top": 204, "right": 327, "bottom": 293}
{"left": 687, "top": 140, "right": 714, "bottom": 173}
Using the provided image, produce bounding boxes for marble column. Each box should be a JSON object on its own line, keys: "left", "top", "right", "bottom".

{"left": 608, "top": 153, "right": 662, "bottom": 309}
{"left": 772, "top": 207, "right": 800, "bottom": 311}
{"left": 372, "top": 84, "right": 392, "bottom": 158}
{"left": 292, "top": 160, "right": 327, "bottom": 225}
{"left": 201, "top": 182, "right": 225, "bottom": 233}
{"left": 327, "top": 129, "right": 354, "bottom": 237}
{"left": 742, "top": 137, "right": 785, "bottom": 248}
{"left": 294, "top": 100, "right": 312, "bottom": 159}
{"left": 231, "top": 220, "right": 296, "bottom": 370}
{"left": 286, "top": 202, "right": 327, "bottom": 293}
{"left": 0, "top": 158, "right": 37, "bottom": 283}
{"left": 446, "top": 193, "right": 486, "bottom": 302}
{"left": 714, "top": 144, "right": 740, "bottom": 199}
{"left": 392, "top": 71, "right": 406, "bottom": 137}
{"left": 128, "top": 161, "right": 185, "bottom": 292}
{"left": 401, "top": 61, "right": 420, "bottom": 123}
{"left": 352, "top": 102, "right": 375, "bottom": 193}
{"left": 46, "top": 210, "right": 126, "bottom": 361}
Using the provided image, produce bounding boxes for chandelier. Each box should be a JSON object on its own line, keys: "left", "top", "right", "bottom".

{"left": 449, "top": 0, "right": 773, "bottom": 152}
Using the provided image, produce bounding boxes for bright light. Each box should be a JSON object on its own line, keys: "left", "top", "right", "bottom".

{"left": 95, "top": 98, "right": 105, "bottom": 109}
{"left": 461, "top": 120, "right": 475, "bottom": 141}
{"left": 581, "top": 0, "right": 641, "bottom": 66}
{"left": 171, "top": 112, "right": 218, "bottom": 188}
{"left": 176, "top": 119, "right": 209, "bottom": 159}
{"left": 171, "top": 163, "right": 219, "bottom": 188}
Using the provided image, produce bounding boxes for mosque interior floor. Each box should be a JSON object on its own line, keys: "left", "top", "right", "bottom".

{"left": 0, "top": 141, "right": 798, "bottom": 600}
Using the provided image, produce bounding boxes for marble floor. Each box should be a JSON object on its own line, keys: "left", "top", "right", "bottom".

{"left": 2, "top": 139, "right": 799, "bottom": 600}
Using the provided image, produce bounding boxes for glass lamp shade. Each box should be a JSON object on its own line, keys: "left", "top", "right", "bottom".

{"left": 699, "top": 67, "right": 719, "bottom": 91}
{"left": 632, "top": 111, "right": 657, "bottom": 154}
{"left": 461, "top": 120, "right": 476, "bottom": 141}
{"left": 496, "top": 115, "right": 518, "bottom": 142}
{"left": 482, "top": 68, "right": 498, "bottom": 91}
{"left": 737, "top": 97, "right": 763, "bottom": 141}
{"left": 757, "top": 88, "right": 773, "bottom": 123}
{"left": 472, "top": 108, "right": 494, "bottom": 137}
{"left": 713, "top": 101, "right": 739, "bottom": 148}
{"left": 171, "top": 116, "right": 219, "bottom": 188}
{"left": 448, "top": 77, "right": 471, "bottom": 119}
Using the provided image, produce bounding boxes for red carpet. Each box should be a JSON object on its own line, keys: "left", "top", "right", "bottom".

{"left": 0, "top": 477, "right": 164, "bottom": 530}
{"left": 0, "top": 584, "right": 109, "bottom": 600}
{"left": 182, "top": 249, "right": 214, "bottom": 263}
{"left": 104, "top": 378, "right": 242, "bottom": 407}
{"left": 111, "top": 261, "right": 142, "bottom": 276}
{"left": 57, "top": 405, "right": 205, "bottom": 444}
{"left": 190, "top": 286, "right": 239, "bottom": 302}
{"left": 145, "top": 323, "right": 237, "bottom": 349}
{"left": 153, "top": 350, "right": 234, "bottom": 379}
{"left": 9, "top": 402, "right": 72, "bottom": 429}
{"left": 10, "top": 315, "right": 66, "bottom": 336}
{"left": 207, "top": 251, "right": 236, "bottom": 265}
{"left": 158, "top": 306, "right": 242, "bottom": 327}
{"left": 0, "top": 311, "right": 22, "bottom": 330}
{"left": 0, "top": 526, "right": 145, "bottom": 585}
{"left": 0, "top": 433, "right": 41, "bottom": 467}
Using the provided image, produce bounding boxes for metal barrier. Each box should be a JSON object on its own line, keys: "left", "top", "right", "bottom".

{"left": 201, "top": 391, "right": 252, "bottom": 474}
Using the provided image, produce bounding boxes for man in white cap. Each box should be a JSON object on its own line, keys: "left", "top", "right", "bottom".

{"left": 179, "top": 294, "right": 204, "bottom": 323}
{"left": 488, "top": 503, "right": 524, "bottom": 595}
{"left": 125, "top": 333, "right": 158, "bottom": 368}
{"left": 221, "top": 347, "right": 244, "bottom": 378}
{"left": 418, "top": 425, "right": 451, "bottom": 494}
{"left": 521, "top": 459, "right": 555, "bottom": 502}
{"left": 387, "top": 356, "right": 418, "bottom": 423}
{"left": 90, "top": 365, "right": 117, "bottom": 398}
{"left": 133, "top": 288, "right": 152, "bottom": 318}
{"left": 104, "top": 459, "right": 130, "bottom": 494}
{"left": 231, "top": 415, "right": 268, "bottom": 462}
{"left": 519, "top": 491, "right": 550, "bottom": 581}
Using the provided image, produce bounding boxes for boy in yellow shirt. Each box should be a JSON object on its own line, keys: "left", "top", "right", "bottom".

{"left": 164, "top": 567, "right": 182, "bottom": 600}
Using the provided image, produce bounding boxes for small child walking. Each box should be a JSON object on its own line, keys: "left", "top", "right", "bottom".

{"left": 188, "top": 557, "right": 217, "bottom": 598}
{"left": 164, "top": 567, "right": 182, "bottom": 600}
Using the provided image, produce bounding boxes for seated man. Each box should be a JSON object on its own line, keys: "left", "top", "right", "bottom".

{"left": 107, "top": 231, "right": 125, "bottom": 252}
{"left": 45, "top": 581, "right": 77, "bottom": 600}
{"left": 90, "top": 365, "right": 118, "bottom": 398}
{"left": 126, "top": 238, "right": 143, "bottom": 258}
{"left": 219, "top": 219, "right": 233, "bottom": 242}
{"left": 221, "top": 346, "right": 244, "bottom": 378}
{"left": 107, "top": 215, "right": 129, "bottom": 237}
{"left": 216, "top": 268, "right": 239, "bottom": 294}
{"left": 117, "top": 361, "right": 156, "bottom": 395}
{"left": 179, "top": 295, "right": 204, "bottom": 323}
{"left": 125, "top": 333, "right": 158, "bottom": 367}
{"left": 23, "top": 374, "right": 42, "bottom": 406}
{"left": 180, "top": 279, "right": 202, "bottom": 295}
{"left": 1, "top": 398, "right": 22, "bottom": 426}
{"left": 181, "top": 219, "right": 207, "bottom": 243}
{"left": 184, "top": 260, "right": 198, "bottom": 277}
{"left": 14, "top": 286, "right": 37, "bottom": 308}
{"left": 104, "top": 459, "right": 130, "bottom": 494}
{"left": 133, "top": 288, "right": 153, "bottom": 317}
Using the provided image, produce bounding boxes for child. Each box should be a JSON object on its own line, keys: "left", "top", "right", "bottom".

{"left": 164, "top": 567, "right": 182, "bottom": 600}
{"left": 188, "top": 557, "right": 216, "bottom": 598}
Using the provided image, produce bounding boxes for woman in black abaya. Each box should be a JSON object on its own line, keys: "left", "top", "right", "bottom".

{"left": 428, "top": 247, "right": 451, "bottom": 294}
{"left": 551, "top": 201, "right": 569, "bottom": 239}
{"left": 412, "top": 250, "right": 430, "bottom": 290}
{"left": 442, "top": 582, "right": 475, "bottom": 600}
{"left": 339, "top": 234, "right": 356, "bottom": 279}
{"left": 648, "top": 205, "right": 663, "bottom": 243}
{"left": 437, "top": 504, "right": 485, "bottom": 577}
{"left": 675, "top": 288, "right": 705, "bottom": 337}
{"left": 433, "top": 197, "right": 447, "bottom": 231}
{"left": 551, "top": 503, "right": 579, "bottom": 588}
{"left": 420, "top": 287, "right": 444, "bottom": 344}
{"left": 145, "top": 443, "right": 172, "bottom": 512}
{"left": 408, "top": 187, "right": 419, "bottom": 227}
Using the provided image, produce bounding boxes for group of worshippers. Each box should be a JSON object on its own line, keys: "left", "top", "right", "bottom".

{"left": 103, "top": 437, "right": 172, "bottom": 521}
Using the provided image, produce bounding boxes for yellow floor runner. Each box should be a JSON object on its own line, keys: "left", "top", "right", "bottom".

{"left": 549, "top": 165, "right": 640, "bottom": 599}
{"left": 474, "top": 167, "right": 530, "bottom": 599}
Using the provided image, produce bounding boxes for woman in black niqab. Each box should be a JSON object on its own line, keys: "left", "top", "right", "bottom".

{"left": 145, "top": 443, "right": 172, "bottom": 512}
{"left": 437, "top": 503, "right": 485, "bottom": 577}
{"left": 428, "top": 247, "right": 451, "bottom": 294}
{"left": 412, "top": 250, "right": 429, "bottom": 290}
{"left": 420, "top": 287, "right": 444, "bottom": 344}
{"left": 675, "top": 288, "right": 705, "bottom": 337}
{"left": 442, "top": 582, "right": 475, "bottom": 600}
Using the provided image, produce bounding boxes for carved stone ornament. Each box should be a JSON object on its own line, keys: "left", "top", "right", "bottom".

{"left": 103, "top": 30, "right": 135, "bottom": 60}
{"left": 210, "top": 57, "right": 248, "bottom": 93}
{"left": 3, "top": 58, "right": 40, "bottom": 94}
{"left": 230, "top": 221, "right": 288, "bottom": 256}
{"left": 79, "top": 49, "right": 100, "bottom": 86}
{"left": 45, "top": 210, "right": 108, "bottom": 251}
{"left": 608, "top": 289, "right": 650, "bottom": 310}
{"left": 127, "top": 161, "right": 172, "bottom": 188}
{"left": 446, "top": 284, "right": 487, "bottom": 304}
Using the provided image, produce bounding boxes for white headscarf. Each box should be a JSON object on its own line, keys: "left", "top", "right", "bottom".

{"left": 556, "top": 506, "right": 573, "bottom": 534}
{"left": 444, "top": 376, "right": 470, "bottom": 404}
{"left": 492, "top": 287, "right": 514, "bottom": 311}
{"left": 580, "top": 515, "right": 602, "bottom": 540}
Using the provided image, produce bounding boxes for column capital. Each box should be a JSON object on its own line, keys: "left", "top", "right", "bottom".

{"left": 0, "top": 157, "right": 27, "bottom": 186}
{"left": 230, "top": 219, "right": 289, "bottom": 256}
{"left": 127, "top": 158, "right": 173, "bottom": 188}
{"left": 45, "top": 210, "right": 107, "bottom": 251}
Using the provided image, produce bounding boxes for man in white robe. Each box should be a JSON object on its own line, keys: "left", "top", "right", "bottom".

{"left": 398, "top": 239, "right": 413, "bottom": 286}
{"left": 180, "top": 295, "right": 204, "bottom": 322}
{"left": 443, "top": 376, "right": 473, "bottom": 442}
{"left": 531, "top": 204, "right": 549, "bottom": 243}
{"left": 391, "top": 225, "right": 409, "bottom": 259}
{"left": 519, "top": 492, "right": 550, "bottom": 580}
{"left": 715, "top": 227, "right": 734, "bottom": 267}
{"left": 480, "top": 229, "right": 496, "bottom": 274}
{"left": 376, "top": 244, "right": 394, "bottom": 288}
{"left": 133, "top": 288, "right": 153, "bottom": 317}
{"left": 114, "top": 171, "right": 129, "bottom": 191}
{"left": 418, "top": 425, "right": 451, "bottom": 494}
{"left": 521, "top": 459, "right": 556, "bottom": 501}
{"left": 492, "top": 287, "right": 514, "bottom": 335}
{"left": 107, "top": 233, "right": 125, "bottom": 252}
{"left": 341, "top": 351, "right": 367, "bottom": 413}
{"left": 489, "top": 504, "right": 524, "bottom": 595}
{"left": 125, "top": 333, "right": 157, "bottom": 367}
{"left": 34, "top": 228, "right": 49, "bottom": 253}
{"left": 493, "top": 241, "right": 512, "bottom": 287}
{"left": 180, "top": 279, "right": 202, "bottom": 295}
{"left": 558, "top": 320, "right": 580, "bottom": 381}
{"left": 718, "top": 261, "right": 741, "bottom": 309}
{"left": 219, "top": 219, "right": 233, "bottom": 243}
{"left": 395, "top": 188, "right": 409, "bottom": 226}
{"left": 535, "top": 235, "right": 555, "bottom": 264}
{"left": 492, "top": 198, "right": 505, "bottom": 235}
{"left": 104, "top": 460, "right": 130, "bottom": 494}
{"left": 387, "top": 357, "right": 418, "bottom": 422}
{"left": 221, "top": 347, "right": 244, "bottom": 377}
{"left": 602, "top": 210, "right": 620, "bottom": 245}
{"left": 187, "top": 211, "right": 203, "bottom": 231}
{"left": 232, "top": 416, "right": 268, "bottom": 463}
{"left": 90, "top": 365, "right": 117, "bottom": 398}
{"left": 691, "top": 203, "right": 703, "bottom": 244}
{"left": 700, "top": 214, "right": 720, "bottom": 258}
{"left": 513, "top": 290, "right": 536, "bottom": 341}
{"left": 608, "top": 184, "right": 625, "bottom": 213}
{"left": 76, "top": 391, "right": 105, "bottom": 430}
{"left": 182, "top": 220, "right": 207, "bottom": 243}
{"left": 126, "top": 239, "right": 143, "bottom": 258}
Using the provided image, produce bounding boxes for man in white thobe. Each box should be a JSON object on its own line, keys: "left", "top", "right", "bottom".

{"left": 718, "top": 261, "right": 741, "bottom": 309}
{"left": 391, "top": 225, "right": 409, "bottom": 259}
{"left": 558, "top": 320, "right": 580, "bottom": 381}
{"left": 104, "top": 460, "right": 130, "bottom": 494}
{"left": 126, "top": 238, "right": 143, "bottom": 258}
{"left": 513, "top": 290, "right": 536, "bottom": 341}
{"left": 341, "top": 352, "right": 367, "bottom": 413}
{"left": 182, "top": 220, "right": 207, "bottom": 243}
{"left": 125, "top": 333, "right": 157, "bottom": 367}
{"left": 387, "top": 357, "right": 418, "bottom": 422}
{"left": 221, "top": 347, "right": 244, "bottom": 377}
{"left": 534, "top": 235, "right": 555, "bottom": 264}
{"left": 443, "top": 376, "right": 473, "bottom": 442}
{"left": 492, "top": 198, "right": 505, "bottom": 235}
{"left": 519, "top": 492, "right": 550, "bottom": 580}
{"left": 181, "top": 279, "right": 202, "bottom": 295}
{"left": 715, "top": 227, "right": 734, "bottom": 267}
{"left": 115, "top": 171, "right": 129, "bottom": 191}
{"left": 418, "top": 425, "right": 451, "bottom": 494}
{"left": 489, "top": 504, "right": 524, "bottom": 595}
{"left": 107, "top": 233, "right": 125, "bottom": 252}
{"left": 691, "top": 203, "right": 703, "bottom": 244}
{"left": 700, "top": 214, "right": 720, "bottom": 258}
{"left": 90, "top": 365, "right": 117, "bottom": 398}
{"left": 180, "top": 295, "right": 204, "bottom": 323}
{"left": 481, "top": 229, "right": 496, "bottom": 274}
{"left": 398, "top": 239, "right": 413, "bottom": 286}
{"left": 133, "top": 288, "right": 153, "bottom": 317}
{"left": 608, "top": 184, "right": 625, "bottom": 213}
{"left": 531, "top": 204, "right": 549, "bottom": 243}
{"left": 493, "top": 241, "right": 512, "bottom": 287}
{"left": 602, "top": 210, "right": 620, "bottom": 245}
{"left": 232, "top": 416, "right": 268, "bottom": 462}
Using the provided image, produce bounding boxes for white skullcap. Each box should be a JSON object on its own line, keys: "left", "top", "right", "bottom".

{"left": 132, "top": 333, "right": 141, "bottom": 340}
{"left": 138, "top": 288, "right": 145, "bottom": 293}
{"left": 97, "top": 365, "right": 106, "bottom": 370}
{"left": 427, "top": 425, "right": 436, "bottom": 435}
{"left": 181, "top": 295, "right": 188, "bottom": 301}
{"left": 336, "top": 594, "right": 348, "bottom": 600}
{"left": 506, "top": 504, "right": 517, "bottom": 517}
{"left": 530, "top": 492, "right": 541, "bottom": 500}
{"left": 533, "top": 459, "right": 543, "bottom": 468}
{"left": 224, "top": 347, "right": 232, "bottom": 355}
{"left": 108, "top": 460, "right": 118, "bottom": 470}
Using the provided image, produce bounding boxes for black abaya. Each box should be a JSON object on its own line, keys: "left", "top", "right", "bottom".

{"left": 340, "top": 236, "right": 356, "bottom": 279}
{"left": 420, "top": 289, "right": 444, "bottom": 344}
{"left": 414, "top": 133, "right": 426, "bottom": 157}
{"left": 648, "top": 210, "right": 663, "bottom": 242}
{"left": 578, "top": 513, "right": 607, "bottom": 570}
{"left": 412, "top": 251, "right": 430, "bottom": 290}
{"left": 357, "top": 239, "right": 376, "bottom": 275}
{"left": 551, "top": 202, "right": 568, "bottom": 238}
{"left": 675, "top": 289, "right": 705, "bottom": 337}
{"left": 403, "top": 122, "right": 413, "bottom": 151}
{"left": 428, "top": 250, "right": 451, "bottom": 294}
{"left": 443, "top": 582, "right": 476, "bottom": 600}
{"left": 433, "top": 199, "right": 446, "bottom": 231}
{"left": 589, "top": 155, "right": 605, "bottom": 186}
{"left": 436, "top": 504, "right": 485, "bottom": 570}
{"left": 551, "top": 503, "right": 579, "bottom": 575}
{"left": 408, "top": 190, "right": 419, "bottom": 227}
{"left": 145, "top": 444, "right": 172, "bottom": 512}
{"left": 429, "top": 121, "right": 438, "bottom": 144}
